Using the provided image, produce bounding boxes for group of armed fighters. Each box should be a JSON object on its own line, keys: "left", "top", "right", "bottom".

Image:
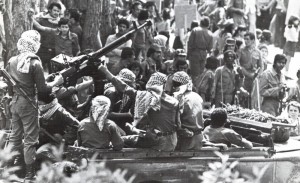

{"left": 1, "top": 1, "right": 300, "bottom": 182}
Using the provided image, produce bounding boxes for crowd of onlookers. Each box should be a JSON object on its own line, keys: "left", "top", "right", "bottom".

{"left": 1, "top": 0, "right": 300, "bottom": 173}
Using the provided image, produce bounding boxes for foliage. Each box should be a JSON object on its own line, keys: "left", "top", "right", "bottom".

{"left": 199, "top": 151, "right": 268, "bottom": 183}
{"left": 0, "top": 131, "right": 21, "bottom": 182}
{"left": 36, "top": 144, "right": 136, "bottom": 183}
{"left": 0, "top": 131, "right": 135, "bottom": 182}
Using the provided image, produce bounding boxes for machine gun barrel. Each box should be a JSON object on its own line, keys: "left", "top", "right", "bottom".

{"left": 90, "top": 20, "right": 152, "bottom": 60}
{"left": 58, "top": 20, "right": 152, "bottom": 87}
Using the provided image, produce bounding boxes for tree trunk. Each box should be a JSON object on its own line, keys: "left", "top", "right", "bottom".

{"left": 62, "top": 0, "right": 88, "bottom": 11}
{"left": 81, "top": 0, "right": 112, "bottom": 51}
{"left": 3, "top": 0, "right": 34, "bottom": 66}
{"left": 99, "top": 0, "right": 112, "bottom": 46}
{"left": 81, "top": 0, "right": 102, "bottom": 51}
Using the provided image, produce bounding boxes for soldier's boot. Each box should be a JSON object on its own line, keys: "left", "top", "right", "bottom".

{"left": 24, "top": 163, "right": 36, "bottom": 183}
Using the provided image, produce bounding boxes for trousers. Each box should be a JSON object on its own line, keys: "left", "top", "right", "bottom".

{"left": 10, "top": 95, "right": 39, "bottom": 164}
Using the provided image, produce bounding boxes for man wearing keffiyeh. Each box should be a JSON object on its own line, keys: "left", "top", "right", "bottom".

{"left": 171, "top": 71, "right": 204, "bottom": 151}
{"left": 104, "top": 69, "right": 136, "bottom": 132}
{"left": 99, "top": 65, "right": 180, "bottom": 151}
{"left": 78, "top": 96, "right": 124, "bottom": 151}
{"left": 37, "top": 91, "right": 79, "bottom": 148}
{"left": 6, "top": 30, "right": 63, "bottom": 181}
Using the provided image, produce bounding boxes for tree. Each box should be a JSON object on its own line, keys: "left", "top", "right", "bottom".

{"left": 98, "top": 0, "right": 112, "bottom": 46}
{"left": 2, "top": 0, "right": 35, "bottom": 66}
{"left": 81, "top": 0, "right": 112, "bottom": 51}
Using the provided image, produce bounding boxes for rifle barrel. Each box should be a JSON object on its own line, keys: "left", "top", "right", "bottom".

{"left": 91, "top": 20, "right": 152, "bottom": 60}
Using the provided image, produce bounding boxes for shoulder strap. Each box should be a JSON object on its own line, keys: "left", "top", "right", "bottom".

{"left": 175, "top": 103, "right": 181, "bottom": 129}
{"left": 221, "top": 68, "right": 224, "bottom": 104}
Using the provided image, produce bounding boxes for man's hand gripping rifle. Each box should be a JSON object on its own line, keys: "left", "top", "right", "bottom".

{"left": 0, "top": 69, "right": 37, "bottom": 110}
{"left": 0, "top": 69, "right": 62, "bottom": 146}
{"left": 49, "top": 20, "right": 152, "bottom": 96}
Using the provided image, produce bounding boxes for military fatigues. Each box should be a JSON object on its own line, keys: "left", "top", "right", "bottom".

{"left": 259, "top": 68, "right": 285, "bottom": 116}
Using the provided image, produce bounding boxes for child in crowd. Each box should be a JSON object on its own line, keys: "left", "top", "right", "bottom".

{"left": 286, "top": 101, "right": 300, "bottom": 137}
{"left": 55, "top": 18, "right": 80, "bottom": 57}
{"left": 283, "top": 15, "right": 300, "bottom": 72}
{"left": 203, "top": 108, "right": 253, "bottom": 149}
{"left": 258, "top": 44, "right": 272, "bottom": 71}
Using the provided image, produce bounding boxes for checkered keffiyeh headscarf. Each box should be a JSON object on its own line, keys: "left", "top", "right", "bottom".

{"left": 146, "top": 72, "right": 167, "bottom": 88}
{"left": 118, "top": 68, "right": 136, "bottom": 84}
{"left": 90, "top": 96, "right": 111, "bottom": 131}
{"left": 172, "top": 71, "right": 193, "bottom": 92}
{"left": 104, "top": 69, "right": 135, "bottom": 92}
{"left": 172, "top": 71, "right": 193, "bottom": 112}
{"left": 134, "top": 72, "right": 167, "bottom": 124}
{"left": 118, "top": 68, "right": 136, "bottom": 111}
{"left": 16, "top": 30, "right": 41, "bottom": 73}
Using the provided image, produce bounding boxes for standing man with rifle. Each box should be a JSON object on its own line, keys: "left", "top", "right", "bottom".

{"left": 4, "top": 30, "right": 63, "bottom": 182}
{"left": 259, "top": 54, "right": 287, "bottom": 116}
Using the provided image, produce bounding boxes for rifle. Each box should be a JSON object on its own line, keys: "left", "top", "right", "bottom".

{"left": 0, "top": 69, "right": 38, "bottom": 148}
{"left": 0, "top": 69, "right": 65, "bottom": 146}
{"left": 51, "top": 20, "right": 152, "bottom": 96}
{"left": 0, "top": 69, "right": 37, "bottom": 110}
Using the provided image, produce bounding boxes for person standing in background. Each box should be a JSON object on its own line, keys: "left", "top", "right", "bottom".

{"left": 283, "top": 15, "right": 300, "bottom": 72}
{"left": 105, "top": 19, "right": 132, "bottom": 71}
{"left": 187, "top": 16, "right": 213, "bottom": 83}
{"left": 259, "top": 54, "right": 287, "bottom": 116}
{"left": 238, "top": 32, "right": 263, "bottom": 108}
{"left": 35, "top": 2, "right": 61, "bottom": 73}
{"left": 256, "top": 0, "right": 273, "bottom": 30}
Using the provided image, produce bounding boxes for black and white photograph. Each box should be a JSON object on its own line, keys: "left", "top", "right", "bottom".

{"left": 0, "top": 0, "right": 300, "bottom": 182}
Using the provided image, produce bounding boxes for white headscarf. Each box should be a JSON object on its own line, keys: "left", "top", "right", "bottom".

{"left": 154, "top": 35, "right": 168, "bottom": 48}
{"left": 16, "top": 30, "right": 41, "bottom": 73}
{"left": 90, "top": 96, "right": 111, "bottom": 131}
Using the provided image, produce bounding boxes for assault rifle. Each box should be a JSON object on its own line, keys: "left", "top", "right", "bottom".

{"left": 50, "top": 20, "right": 152, "bottom": 96}
{"left": 0, "top": 69, "right": 37, "bottom": 110}
{"left": 0, "top": 69, "right": 66, "bottom": 147}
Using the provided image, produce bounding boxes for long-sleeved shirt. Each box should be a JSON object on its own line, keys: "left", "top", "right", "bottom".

{"left": 212, "top": 65, "right": 243, "bottom": 97}
{"left": 179, "top": 91, "right": 204, "bottom": 130}
{"left": 110, "top": 77, "right": 180, "bottom": 133}
{"left": 259, "top": 68, "right": 285, "bottom": 98}
{"left": 39, "top": 107, "right": 79, "bottom": 147}
{"left": 55, "top": 31, "right": 80, "bottom": 57}
{"left": 212, "top": 65, "right": 244, "bottom": 107}
{"left": 6, "top": 55, "right": 52, "bottom": 96}
{"left": 203, "top": 126, "right": 252, "bottom": 148}
{"left": 239, "top": 46, "right": 263, "bottom": 77}
{"left": 195, "top": 69, "right": 215, "bottom": 101}
{"left": 187, "top": 27, "right": 213, "bottom": 53}
{"left": 78, "top": 118, "right": 124, "bottom": 150}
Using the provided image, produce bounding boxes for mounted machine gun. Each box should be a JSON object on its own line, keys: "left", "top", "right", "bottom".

{"left": 49, "top": 20, "right": 152, "bottom": 96}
